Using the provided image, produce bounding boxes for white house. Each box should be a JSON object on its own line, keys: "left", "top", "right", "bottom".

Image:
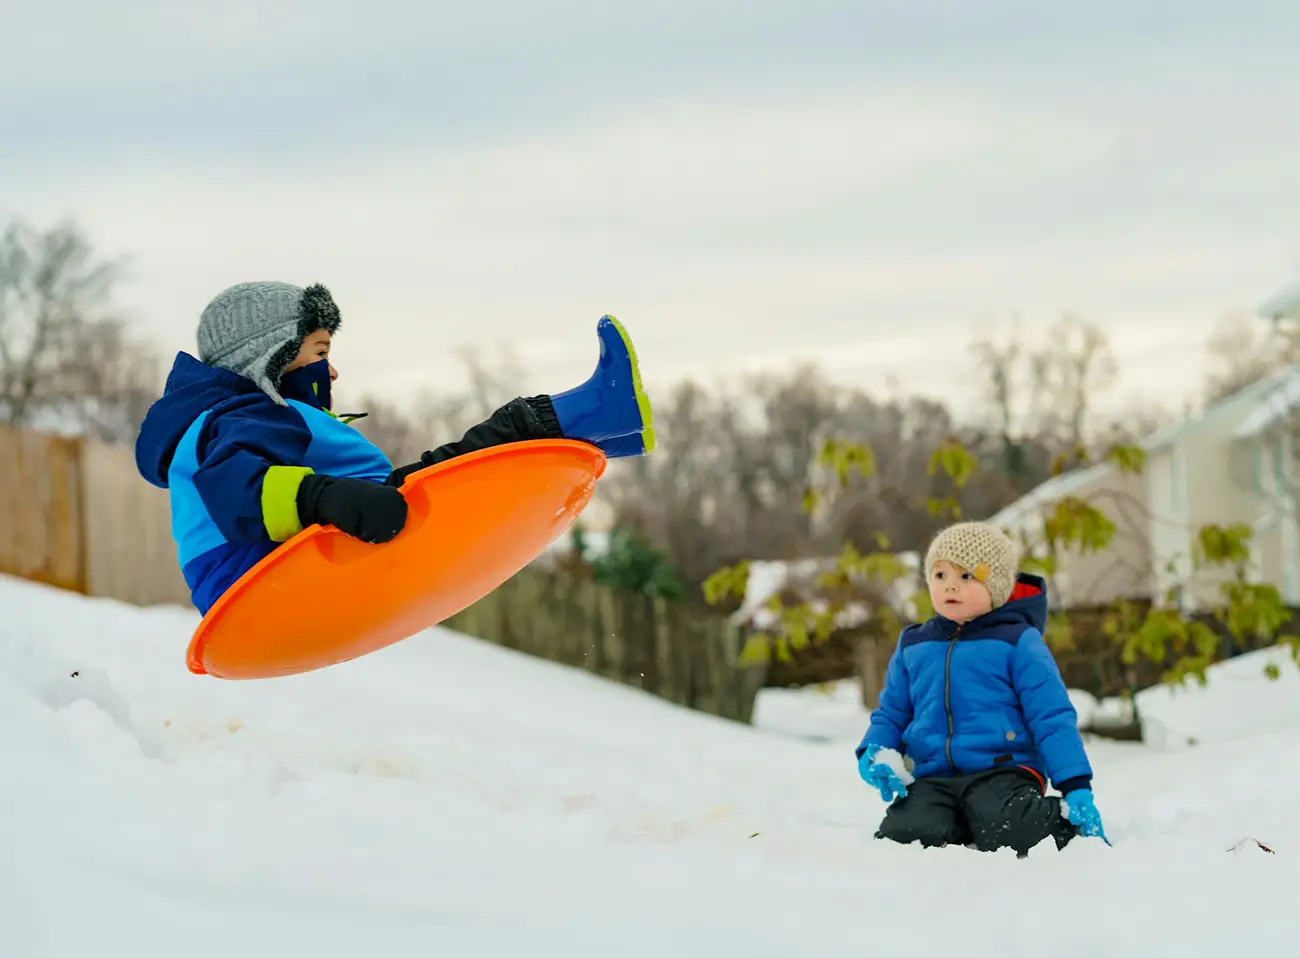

{"left": 986, "top": 364, "right": 1300, "bottom": 610}
{"left": 1258, "top": 273, "right": 1300, "bottom": 323}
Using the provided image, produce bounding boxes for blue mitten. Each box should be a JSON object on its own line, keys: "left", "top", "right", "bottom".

{"left": 858, "top": 744, "right": 912, "bottom": 803}
{"left": 1062, "top": 789, "right": 1111, "bottom": 845}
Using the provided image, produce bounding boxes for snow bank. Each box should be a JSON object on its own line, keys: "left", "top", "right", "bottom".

{"left": 2, "top": 575, "right": 1299, "bottom": 957}
{"left": 1135, "top": 645, "right": 1300, "bottom": 747}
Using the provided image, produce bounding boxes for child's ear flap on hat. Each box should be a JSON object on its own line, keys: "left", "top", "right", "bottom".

{"left": 264, "top": 338, "right": 302, "bottom": 390}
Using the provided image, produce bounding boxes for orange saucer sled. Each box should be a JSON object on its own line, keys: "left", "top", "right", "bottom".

{"left": 186, "top": 439, "right": 606, "bottom": 679}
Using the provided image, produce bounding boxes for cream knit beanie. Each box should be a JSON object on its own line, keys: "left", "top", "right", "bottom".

{"left": 924, "top": 521, "right": 1021, "bottom": 609}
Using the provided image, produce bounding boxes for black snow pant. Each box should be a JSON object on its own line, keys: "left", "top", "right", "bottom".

{"left": 875, "top": 768, "right": 1078, "bottom": 858}
{"left": 383, "top": 395, "right": 564, "bottom": 487}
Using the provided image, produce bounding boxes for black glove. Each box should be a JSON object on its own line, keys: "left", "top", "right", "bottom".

{"left": 384, "top": 455, "right": 432, "bottom": 488}
{"left": 296, "top": 474, "right": 408, "bottom": 544}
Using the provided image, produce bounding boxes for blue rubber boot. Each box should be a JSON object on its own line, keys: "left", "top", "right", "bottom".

{"left": 597, "top": 431, "right": 649, "bottom": 458}
{"left": 549, "top": 315, "right": 656, "bottom": 453}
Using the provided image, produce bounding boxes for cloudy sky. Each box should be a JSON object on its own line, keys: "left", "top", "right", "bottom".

{"left": 7, "top": 1, "right": 1300, "bottom": 422}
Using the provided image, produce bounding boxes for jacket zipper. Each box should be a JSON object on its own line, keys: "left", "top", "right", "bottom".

{"left": 944, "top": 622, "right": 963, "bottom": 773}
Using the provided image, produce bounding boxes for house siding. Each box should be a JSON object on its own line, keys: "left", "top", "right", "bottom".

{"left": 1149, "top": 390, "right": 1300, "bottom": 609}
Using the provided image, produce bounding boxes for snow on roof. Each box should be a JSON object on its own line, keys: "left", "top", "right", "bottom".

{"left": 1142, "top": 362, "right": 1300, "bottom": 449}
{"left": 732, "top": 552, "right": 922, "bottom": 630}
{"left": 1232, "top": 365, "right": 1300, "bottom": 439}
{"left": 1144, "top": 363, "right": 1294, "bottom": 454}
{"left": 1258, "top": 273, "right": 1300, "bottom": 322}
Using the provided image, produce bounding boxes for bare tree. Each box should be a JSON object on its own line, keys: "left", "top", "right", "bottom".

{"left": 969, "top": 312, "right": 1121, "bottom": 462}
{"left": 354, "top": 308, "right": 1176, "bottom": 611}
{"left": 452, "top": 342, "right": 526, "bottom": 421}
{"left": 968, "top": 314, "right": 1053, "bottom": 493}
{"left": 0, "top": 218, "right": 162, "bottom": 442}
{"left": 598, "top": 365, "right": 1019, "bottom": 588}
{"left": 970, "top": 314, "right": 1032, "bottom": 441}
{"left": 0, "top": 220, "right": 118, "bottom": 424}
{"left": 1202, "top": 309, "right": 1300, "bottom": 404}
{"left": 348, "top": 393, "right": 426, "bottom": 465}
{"left": 743, "top": 363, "right": 849, "bottom": 554}
{"left": 819, "top": 391, "right": 963, "bottom": 550}
{"left": 1030, "top": 313, "right": 1119, "bottom": 450}
{"left": 599, "top": 377, "right": 744, "bottom": 585}
{"left": 351, "top": 342, "right": 527, "bottom": 467}
{"left": 69, "top": 318, "right": 164, "bottom": 443}
{"left": 1096, "top": 396, "right": 1177, "bottom": 447}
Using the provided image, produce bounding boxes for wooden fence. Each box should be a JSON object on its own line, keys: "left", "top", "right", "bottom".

{"left": 0, "top": 428, "right": 85, "bottom": 592}
{"left": 0, "top": 424, "right": 766, "bottom": 723}
{"left": 444, "top": 568, "right": 766, "bottom": 722}
{"left": 0, "top": 426, "right": 192, "bottom": 603}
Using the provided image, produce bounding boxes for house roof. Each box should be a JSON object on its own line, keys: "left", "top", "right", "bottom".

{"left": 1232, "top": 365, "right": 1300, "bottom": 439}
{"left": 985, "top": 363, "right": 1300, "bottom": 527}
{"left": 1258, "top": 273, "right": 1300, "bottom": 322}
{"left": 985, "top": 461, "right": 1112, "bottom": 529}
{"left": 1144, "top": 362, "right": 1300, "bottom": 450}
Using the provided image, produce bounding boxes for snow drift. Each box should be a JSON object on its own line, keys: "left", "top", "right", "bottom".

{"left": 2, "top": 574, "right": 1298, "bottom": 957}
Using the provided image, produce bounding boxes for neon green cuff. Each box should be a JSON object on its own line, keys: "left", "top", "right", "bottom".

{"left": 262, "top": 465, "right": 315, "bottom": 541}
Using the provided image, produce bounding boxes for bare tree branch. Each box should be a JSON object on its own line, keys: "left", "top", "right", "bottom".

{"left": 0, "top": 218, "right": 157, "bottom": 441}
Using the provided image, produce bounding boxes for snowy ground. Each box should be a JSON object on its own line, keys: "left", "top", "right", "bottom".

{"left": 3, "top": 574, "right": 1299, "bottom": 957}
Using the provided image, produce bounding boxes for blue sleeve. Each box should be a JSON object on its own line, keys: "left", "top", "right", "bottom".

{"left": 1012, "top": 627, "right": 1092, "bottom": 789}
{"left": 855, "top": 635, "right": 914, "bottom": 759}
{"left": 193, "top": 403, "right": 314, "bottom": 545}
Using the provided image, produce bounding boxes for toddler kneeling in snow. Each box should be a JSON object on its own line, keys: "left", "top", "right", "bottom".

{"left": 856, "top": 521, "right": 1108, "bottom": 856}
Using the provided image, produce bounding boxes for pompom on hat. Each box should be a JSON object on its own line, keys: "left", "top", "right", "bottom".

{"left": 924, "top": 521, "right": 1022, "bottom": 609}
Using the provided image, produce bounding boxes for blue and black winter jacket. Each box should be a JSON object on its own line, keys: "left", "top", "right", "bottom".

{"left": 856, "top": 574, "right": 1092, "bottom": 794}
{"left": 135, "top": 352, "right": 393, "bottom": 615}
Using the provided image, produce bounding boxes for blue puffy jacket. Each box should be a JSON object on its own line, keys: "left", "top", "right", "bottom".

{"left": 856, "top": 573, "right": 1092, "bottom": 794}
{"left": 135, "top": 352, "right": 393, "bottom": 615}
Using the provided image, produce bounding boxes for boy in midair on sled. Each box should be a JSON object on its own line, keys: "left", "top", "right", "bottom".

{"left": 855, "top": 521, "right": 1109, "bottom": 856}
{"left": 135, "top": 281, "right": 654, "bottom": 615}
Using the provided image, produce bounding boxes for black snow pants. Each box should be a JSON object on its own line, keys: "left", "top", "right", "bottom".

{"left": 383, "top": 395, "right": 564, "bottom": 487}
{"left": 876, "top": 768, "right": 1078, "bottom": 858}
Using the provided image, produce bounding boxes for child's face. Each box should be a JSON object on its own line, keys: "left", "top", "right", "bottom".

{"left": 928, "top": 559, "right": 993, "bottom": 623}
{"left": 283, "top": 330, "right": 338, "bottom": 382}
